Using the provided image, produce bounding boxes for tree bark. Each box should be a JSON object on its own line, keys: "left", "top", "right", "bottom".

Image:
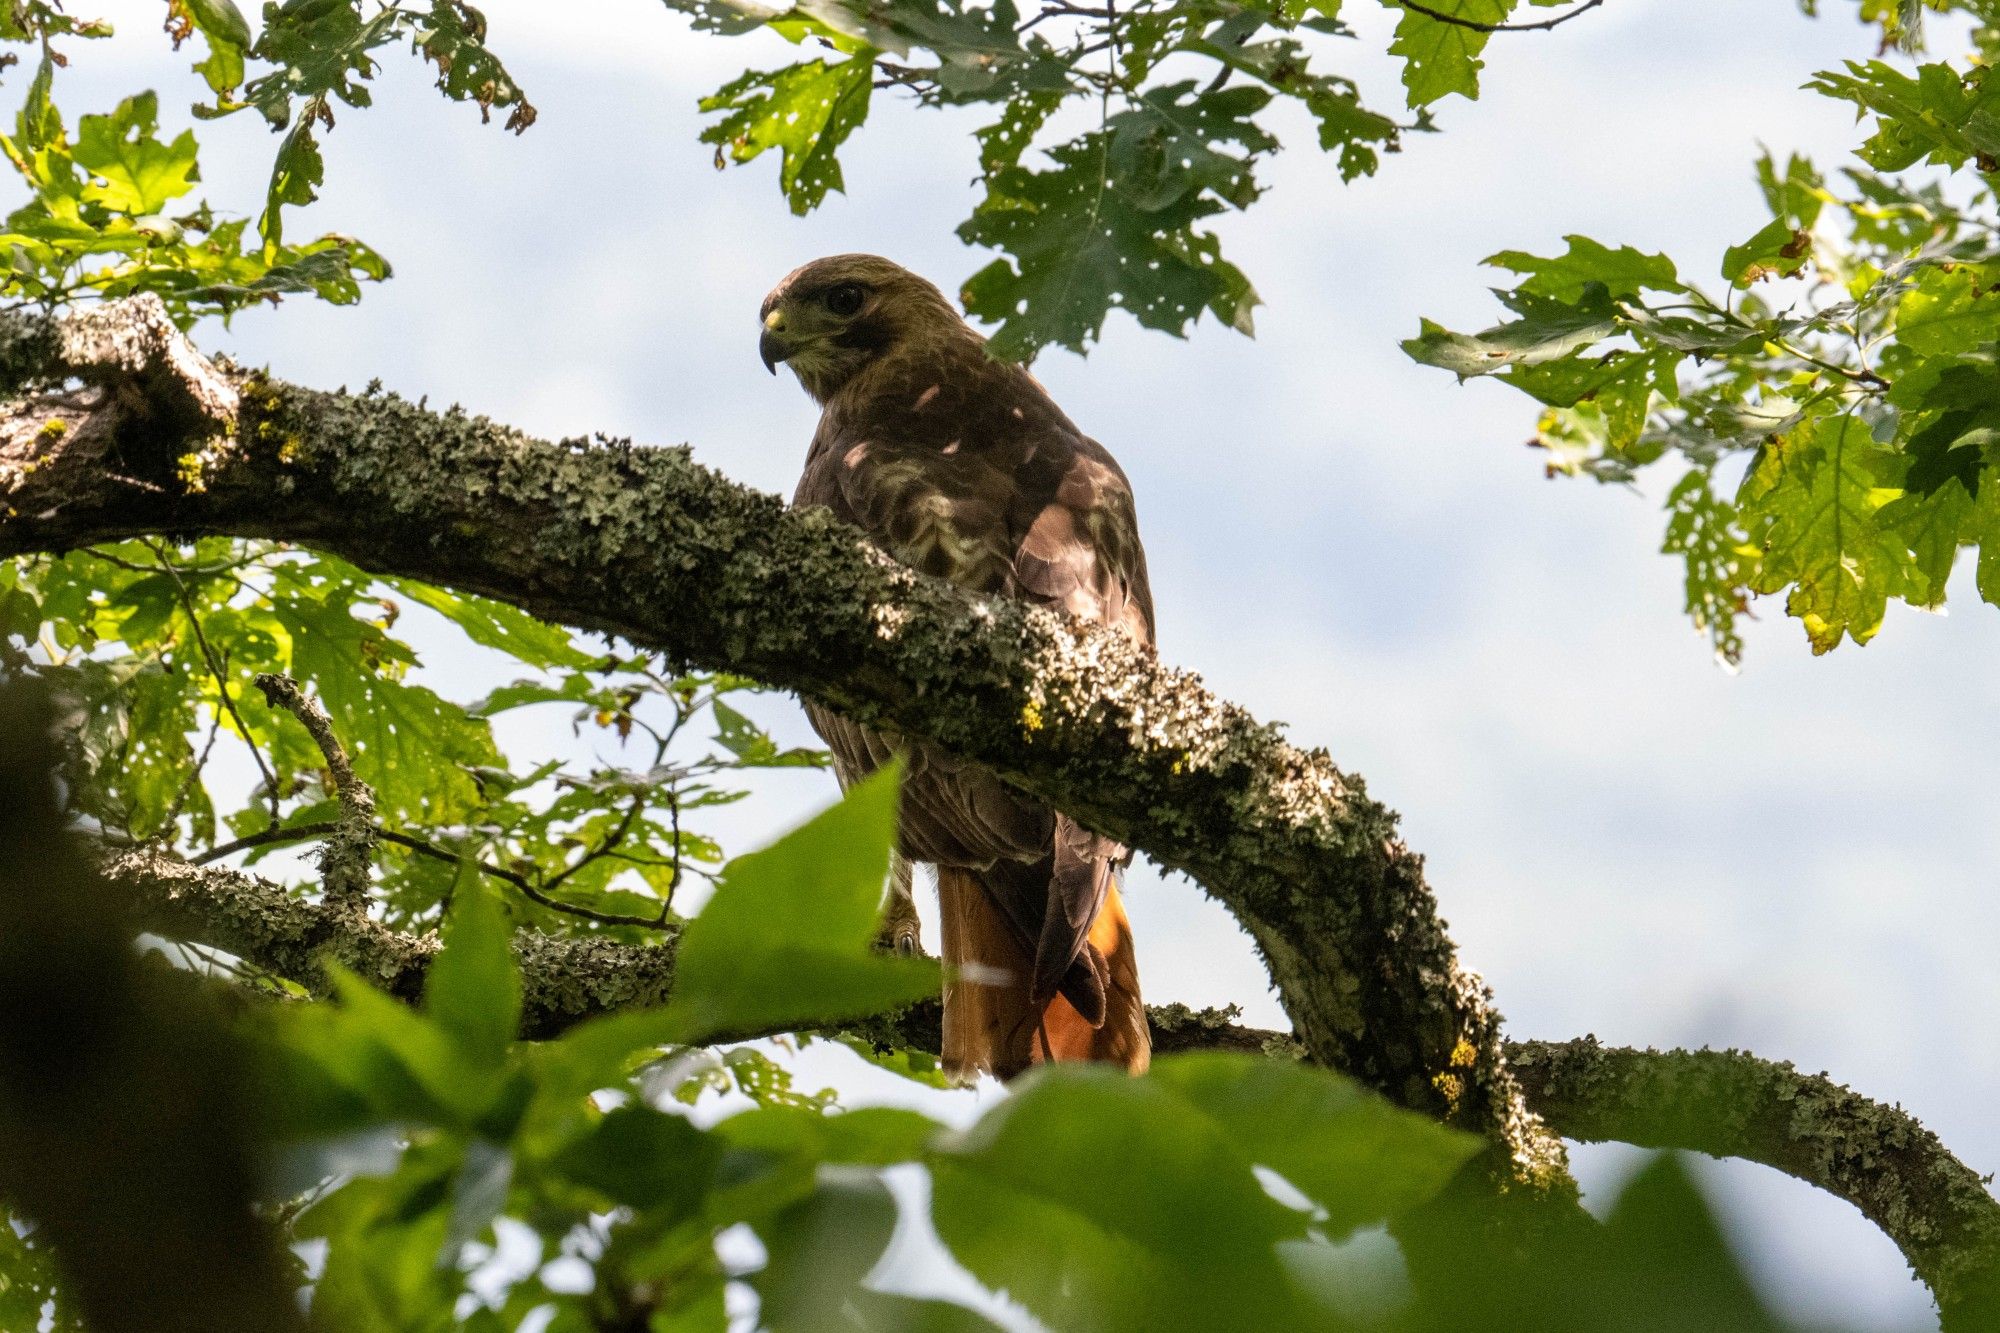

{"left": 9, "top": 299, "right": 2000, "bottom": 1324}
{"left": 84, "top": 838, "right": 2000, "bottom": 1324}
{"left": 0, "top": 296, "right": 1566, "bottom": 1187}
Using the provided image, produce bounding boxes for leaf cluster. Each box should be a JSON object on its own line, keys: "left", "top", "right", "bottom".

{"left": 1406, "top": 7, "right": 2000, "bottom": 660}
{"left": 2, "top": 537, "right": 823, "bottom": 938}
{"left": 679, "top": 0, "right": 1604, "bottom": 358}
{"left": 162, "top": 769, "right": 1783, "bottom": 1333}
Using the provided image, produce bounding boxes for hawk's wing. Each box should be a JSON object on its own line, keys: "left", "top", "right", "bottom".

{"left": 794, "top": 361, "right": 1152, "bottom": 1028}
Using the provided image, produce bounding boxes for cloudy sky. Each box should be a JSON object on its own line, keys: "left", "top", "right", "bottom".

{"left": 36, "top": 1, "right": 2000, "bottom": 1327}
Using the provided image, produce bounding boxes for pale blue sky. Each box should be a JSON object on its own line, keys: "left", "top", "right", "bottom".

{"left": 35, "top": 3, "right": 2000, "bottom": 1327}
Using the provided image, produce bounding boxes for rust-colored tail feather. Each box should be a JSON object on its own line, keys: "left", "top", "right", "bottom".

{"left": 938, "top": 866, "right": 1149, "bottom": 1081}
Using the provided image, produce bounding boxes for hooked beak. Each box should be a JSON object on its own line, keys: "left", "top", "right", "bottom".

{"left": 759, "top": 309, "right": 791, "bottom": 375}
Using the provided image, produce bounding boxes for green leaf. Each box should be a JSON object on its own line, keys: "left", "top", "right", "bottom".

{"left": 271, "top": 573, "right": 500, "bottom": 822}
{"left": 752, "top": 1174, "right": 1008, "bottom": 1332}
{"left": 1662, "top": 468, "right": 1755, "bottom": 667}
{"left": 1590, "top": 1154, "right": 1781, "bottom": 1329}
{"left": 72, "top": 92, "right": 200, "bottom": 215}
{"left": 700, "top": 54, "right": 874, "bottom": 215}
{"left": 714, "top": 1104, "right": 940, "bottom": 1166}
{"left": 1390, "top": 0, "right": 1515, "bottom": 108}
{"left": 1806, "top": 59, "right": 2000, "bottom": 173}
{"left": 388, "top": 577, "right": 594, "bottom": 670}
{"left": 1896, "top": 264, "right": 2000, "bottom": 359}
{"left": 1722, "top": 215, "right": 1810, "bottom": 286}
{"left": 321, "top": 968, "right": 505, "bottom": 1125}
{"left": 426, "top": 868, "right": 521, "bottom": 1069}
{"left": 1740, "top": 412, "right": 1909, "bottom": 653}
{"left": 1145, "top": 1051, "right": 1483, "bottom": 1236}
{"left": 930, "top": 1063, "right": 1319, "bottom": 1330}
{"left": 1976, "top": 473, "right": 2000, "bottom": 606}
{"left": 1401, "top": 287, "right": 1619, "bottom": 379}
{"left": 959, "top": 96, "right": 1266, "bottom": 358}
{"left": 441, "top": 1137, "right": 513, "bottom": 1261}
{"left": 711, "top": 697, "right": 829, "bottom": 768}
{"left": 664, "top": 765, "right": 937, "bottom": 1043}
{"left": 171, "top": 0, "right": 252, "bottom": 94}
{"left": 1487, "top": 235, "right": 1686, "bottom": 303}
{"left": 261, "top": 116, "right": 326, "bottom": 246}
{"left": 552, "top": 1105, "right": 719, "bottom": 1218}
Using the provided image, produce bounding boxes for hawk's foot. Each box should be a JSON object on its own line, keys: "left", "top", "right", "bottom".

{"left": 875, "top": 910, "right": 923, "bottom": 958}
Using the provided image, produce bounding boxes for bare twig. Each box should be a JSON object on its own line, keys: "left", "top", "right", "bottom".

{"left": 1393, "top": 0, "right": 1604, "bottom": 34}
{"left": 193, "top": 816, "right": 671, "bottom": 930}
{"left": 142, "top": 704, "right": 223, "bottom": 844}
{"left": 252, "top": 673, "right": 376, "bottom": 904}
{"left": 379, "top": 826, "right": 668, "bottom": 930}
{"left": 542, "top": 790, "right": 645, "bottom": 895}
{"left": 141, "top": 540, "right": 280, "bottom": 822}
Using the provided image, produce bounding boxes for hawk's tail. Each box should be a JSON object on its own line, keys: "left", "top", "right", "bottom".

{"left": 938, "top": 866, "right": 1149, "bottom": 1081}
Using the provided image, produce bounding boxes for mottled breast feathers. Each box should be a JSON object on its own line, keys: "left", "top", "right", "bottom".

{"left": 771, "top": 253, "right": 1152, "bottom": 1072}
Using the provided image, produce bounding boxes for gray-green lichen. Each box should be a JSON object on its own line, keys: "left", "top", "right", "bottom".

{"left": 1509, "top": 1037, "right": 2000, "bottom": 1325}
{"left": 83, "top": 838, "right": 2000, "bottom": 1322}
{"left": 1, "top": 299, "right": 1571, "bottom": 1188}
{"left": 95, "top": 845, "right": 676, "bottom": 1037}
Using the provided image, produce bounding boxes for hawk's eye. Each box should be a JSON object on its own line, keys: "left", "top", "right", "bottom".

{"left": 823, "top": 283, "right": 866, "bottom": 317}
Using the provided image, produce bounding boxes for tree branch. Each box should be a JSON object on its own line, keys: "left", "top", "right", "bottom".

{"left": 0, "top": 295, "right": 1568, "bottom": 1188}
{"left": 252, "top": 672, "right": 376, "bottom": 903}
{"left": 82, "top": 835, "right": 2000, "bottom": 1322}
{"left": 98, "top": 842, "right": 679, "bottom": 1035}
{"left": 1392, "top": 0, "right": 1605, "bottom": 34}
{"left": 1508, "top": 1038, "right": 2000, "bottom": 1323}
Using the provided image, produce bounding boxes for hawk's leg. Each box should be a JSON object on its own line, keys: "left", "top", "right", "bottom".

{"left": 875, "top": 851, "right": 923, "bottom": 957}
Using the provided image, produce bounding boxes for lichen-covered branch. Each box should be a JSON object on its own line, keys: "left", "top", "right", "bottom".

{"left": 0, "top": 296, "right": 1565, "bottom": 1187}
{"left": 85, "top": 834, "right": 2000, "bottom": 1324}
{"left": 251, "top": 672, "right": 377, "bottom": 904}
{"left": 1509, "top": 1038, "right": 2000, "bottom": 1327}
{"left": 97, "top": 843, "right": 679, "bottom": 1038}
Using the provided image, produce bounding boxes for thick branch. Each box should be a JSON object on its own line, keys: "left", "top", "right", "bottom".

{"left": 1509, "top": 1038, "right": 2000, "bottom": 1325}
{"left": 0, "top": 296, "right": 1564, "bottom": 1185}
{"left": 88, "top": 837, "right": 2000, "bottom": 1322}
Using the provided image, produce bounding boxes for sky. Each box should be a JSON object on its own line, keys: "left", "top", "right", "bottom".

{"left": 27, "top": 2, "right": 2000, "bottom": 1328}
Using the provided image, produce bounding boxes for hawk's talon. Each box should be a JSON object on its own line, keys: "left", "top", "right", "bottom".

{"left": 877, "top": 916, "right": 924, "bottom": 958}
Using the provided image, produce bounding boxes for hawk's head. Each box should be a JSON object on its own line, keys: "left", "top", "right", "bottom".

{"left": 758, "top": 254, "right": 971, "bottom": 403}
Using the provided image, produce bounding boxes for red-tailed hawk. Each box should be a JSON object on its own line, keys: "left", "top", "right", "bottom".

{"left": 760, "top": 254, "right": 1151, "bottom": 1079}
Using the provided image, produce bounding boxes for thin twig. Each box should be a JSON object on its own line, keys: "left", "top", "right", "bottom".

{"left": 380, "top": 828, "right": 668, "bottom": 929}
{"left": 143, "top": 704, "right": 223, "bottom": 845}
{"left": 193, "top": 816, "right": 670, "bottom": 930}
{"left": 543, "top": 790, "right": 645, "bottom": 895}
{"left": 136, "top": 540, "right": 282, "bottom": 822}
{"left": 1393, "top": 0, "right": 1604, "bottom": 33}
{"left": 252, "top": 673, "right": 377, "bottom": 904}
{"left": 1018, "top": 0, "right": 1111, "bottom": 32}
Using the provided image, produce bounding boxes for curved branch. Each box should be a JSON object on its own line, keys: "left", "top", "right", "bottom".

{"left": 1393, "top": 0, "right": 1605, "bottom": 34}
{"left": 86, "top": 836, "right": 2000, "bottom": 1324}
{"left": 0, "top": 296, "right": 1566, "bottom": 1188}
{"left": 1508, "top": 1038, "right": 2000, "bottom": 1325}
